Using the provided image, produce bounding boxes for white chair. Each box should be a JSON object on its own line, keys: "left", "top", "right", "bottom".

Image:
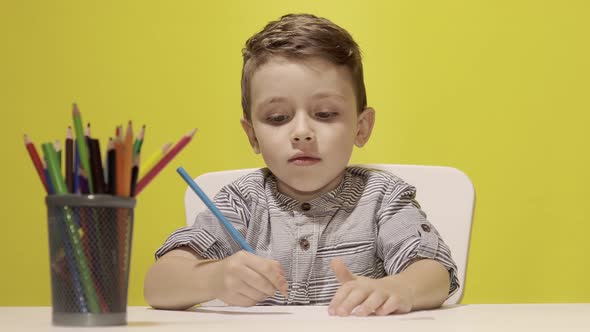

{"left": 184, "top": 164, "right": 475, "bottom": 304}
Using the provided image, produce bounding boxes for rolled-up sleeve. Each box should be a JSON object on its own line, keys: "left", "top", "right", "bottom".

{"left": 154, "top": 186, "right": 250, "bottom": 260}
{"left": 377, "top": 184, "right": 460, "bottom": 297}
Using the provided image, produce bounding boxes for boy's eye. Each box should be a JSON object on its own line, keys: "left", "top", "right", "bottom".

{"left": 315, "top": 111, "right": 338, "bottom": 120}
{"left": 266, "top": 114, "right": 290, "bottom": 124}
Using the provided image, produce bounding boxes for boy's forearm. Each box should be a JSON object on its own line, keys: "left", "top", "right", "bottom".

{"left": 385, "top": 259, "right": 451, "bottom": 310}
{"left": 144, "top": 254, "right": 221, "bottom": 310}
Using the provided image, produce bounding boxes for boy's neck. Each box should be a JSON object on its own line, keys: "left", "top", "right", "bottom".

{"left": 276, "top": 169, "right": 347, "bottom": 203}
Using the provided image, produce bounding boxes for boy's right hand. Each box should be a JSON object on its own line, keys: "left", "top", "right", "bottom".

{"left": 212, "top": 250, "right": 288, "bottom": 306}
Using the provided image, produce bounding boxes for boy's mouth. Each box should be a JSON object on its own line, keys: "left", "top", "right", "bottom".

{"left": 289, "top": 157, "right": 321, "bottom": 166}
{"left": 288, "top": 153, "right": 321, "bottom": 166}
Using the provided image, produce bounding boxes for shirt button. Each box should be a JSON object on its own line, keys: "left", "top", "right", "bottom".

{"left": 301, "top": 202, "right": 311, "bottom": 211}
{"left": 421, "top": 224, "right": 431, "bottom": 232}
{"left": 299, "top": 238, "right": 310, "bottom": 251}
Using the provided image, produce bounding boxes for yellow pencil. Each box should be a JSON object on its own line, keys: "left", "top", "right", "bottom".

{"left": 138, "top": 142, "right": 172, "bottom": 180}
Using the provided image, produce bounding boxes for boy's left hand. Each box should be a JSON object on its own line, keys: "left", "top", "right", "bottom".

{"left": 328, "top": 258, "right": 413, "bottom": 317}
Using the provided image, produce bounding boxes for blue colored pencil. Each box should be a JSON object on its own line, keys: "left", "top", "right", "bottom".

{"left": 176, "top": 167, "right": 254, "bottom": 253}
{"left": 44, "top": 164, "right": 55, "bottom": 194}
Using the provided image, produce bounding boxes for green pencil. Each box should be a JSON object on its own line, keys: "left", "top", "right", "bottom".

{"left": 133, "top": 125, "right": 145, "bottom": 157}
{"left": 42, "top": 143, "right": 101, "bottom": 313}
{"left": 72, "top": 104, "right": 94, "bottom": 193}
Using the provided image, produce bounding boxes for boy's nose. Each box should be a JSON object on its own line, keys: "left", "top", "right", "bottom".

{"left": 292, "top": 135, "right": 313, "bottom": 142}
{"left": 290, "top": 116, "right": 315, "bottom": 143}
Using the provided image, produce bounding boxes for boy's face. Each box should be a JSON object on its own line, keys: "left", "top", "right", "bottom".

{"left": 241, "top": 56, "right": 374, "bottom": 202}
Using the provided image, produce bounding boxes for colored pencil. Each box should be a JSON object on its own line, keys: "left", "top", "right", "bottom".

{"left": 57, "top": 213, "right": 89, "bottom": 313}
{"left": 43, "top": 160, "right": 55, "bottom": 194}
{"left": 114, "top": 136, "right": 124, "bottom": 196}
{"left": 133, "top": 125, "right": 145, "bottom": 157}
{"left": 82, "top": 139, "right": 110, "bottom": 311}
{"left": 78, "top": 169, "right": 90, "bottom": 194}
{"left": 73, "top": 142, "right": 80, "bottom": 194}
{"left": 106, "top": 138, "right": 116, "bottom": 195}
{"left": 134, "top": 128, "right": 197, "bottom": 196}
{"left": 116, "top": 123, "right": 134, "bottom": 305}
{"left": 138, "top": 142, "right": 172, "bottom": 180}
{"left": 88, "top": 138, "right": 106, "bottom": 194}
{"left": 24, "top": 134, "right": 49, "bottom": 193}
{"left": 65, "top": 127, "right": 74, "bottom": 193}
{"left": 177, "top": 167, "right": 254, "bottom": 253}
{"left": 121, "top": 121, "right": 134, "bottom": 196}
{"left": 72, "top": 104, "right": 94, "bottom": 193}
{"left": 42, "top": 142, "right": 101, "bottom": 313}
{"left": 130, "top": 155, "right": 140, "bottom": 197}
{"left": 54, "top": 140, "right": 62, "bottom": 172}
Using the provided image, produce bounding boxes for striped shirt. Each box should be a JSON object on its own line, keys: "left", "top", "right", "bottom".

{"left": 155, "top": 166, "right": 459, "bottom": 305}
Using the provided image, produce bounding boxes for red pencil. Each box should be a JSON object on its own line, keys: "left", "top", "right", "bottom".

{"left": 134, "top": 128, "right": 197, "bottom": 196}
{"left": 24, "top": 134, "right": 49, "bottom": 193}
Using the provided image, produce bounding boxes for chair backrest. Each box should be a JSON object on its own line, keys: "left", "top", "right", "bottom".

{"left": 184, "top": 164, "right": 475, "bottom": 304}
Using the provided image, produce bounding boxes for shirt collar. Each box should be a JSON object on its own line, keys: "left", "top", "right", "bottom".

{"left": 263, "top": 168, "right": 359, "bottom": 214}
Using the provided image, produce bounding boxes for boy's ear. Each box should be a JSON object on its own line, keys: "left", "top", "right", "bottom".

{"left": 240, "top": 117, "right": 261, "bottom": 154}
{"left": 354, "top": 107, "right": 375, "bottom": 147}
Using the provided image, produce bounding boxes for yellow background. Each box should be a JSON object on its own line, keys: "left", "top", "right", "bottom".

{"left": 1, "top": 0, "right": 589, "bottom": 305}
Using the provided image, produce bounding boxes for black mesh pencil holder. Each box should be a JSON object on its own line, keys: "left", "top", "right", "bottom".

{"left": 45, "top": 194, "right": 136, "bottom": 326}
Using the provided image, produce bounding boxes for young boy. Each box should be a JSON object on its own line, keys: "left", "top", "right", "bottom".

{"left": 144, "top": 13, "right": 458, "bottom": 317}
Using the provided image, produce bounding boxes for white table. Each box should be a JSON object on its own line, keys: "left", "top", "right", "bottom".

{"left": 1, "top": 304, "right": 589, "bottom": 331}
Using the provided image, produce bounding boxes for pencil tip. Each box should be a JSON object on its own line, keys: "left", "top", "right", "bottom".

{"left": 188, "top": 128, "right": 198, "bottom": 137}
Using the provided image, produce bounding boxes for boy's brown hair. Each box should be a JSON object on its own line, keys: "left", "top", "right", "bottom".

{"left": 241, "top": 13, "right": 367, "bottom": 120}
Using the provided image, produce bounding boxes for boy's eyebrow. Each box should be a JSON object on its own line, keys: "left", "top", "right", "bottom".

{"left": 263, "top": 97, "right": 288, "bottom": 105}
{"left": 256, "top": 92, "right": 346, "bottom": 108}
{"left": 256, "top": 96, "right": 289, "bottom": 109}
{"left": 311, "top": 91, "right": 346, "bottom": 100}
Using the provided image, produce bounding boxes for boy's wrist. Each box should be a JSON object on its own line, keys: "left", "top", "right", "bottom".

{"left": 193, "top": 258, "right": 226, "bottom": 300}
{"left": 378, "top": 274, "right": 416, "bottom": 308}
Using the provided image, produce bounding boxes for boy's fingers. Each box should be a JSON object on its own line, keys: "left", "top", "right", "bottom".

{"left": 235, "top": 278, "right": 270, "bottom": 302}
{"left": 328, "top": 284, "right": 352, "bottom": 315}
{"left": 374, "top": 296, "right": 401, "bottom": 316}
{"left": 354, "top": 292, "right": 387, "bottom": 316}
{"left": 245, "top": 254, "right": 288, "bottom": 298}
{"left": 224, "top": 291, "right": 258, "bottom": 307}
{"left": 241, "top": 265, "right": 280, "bottom": 297}
{"left": 333, "top": 288, "right": 367, "bottom": 316}
{"left": 331, "top": 258, "right": 355, "bottom": 283}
